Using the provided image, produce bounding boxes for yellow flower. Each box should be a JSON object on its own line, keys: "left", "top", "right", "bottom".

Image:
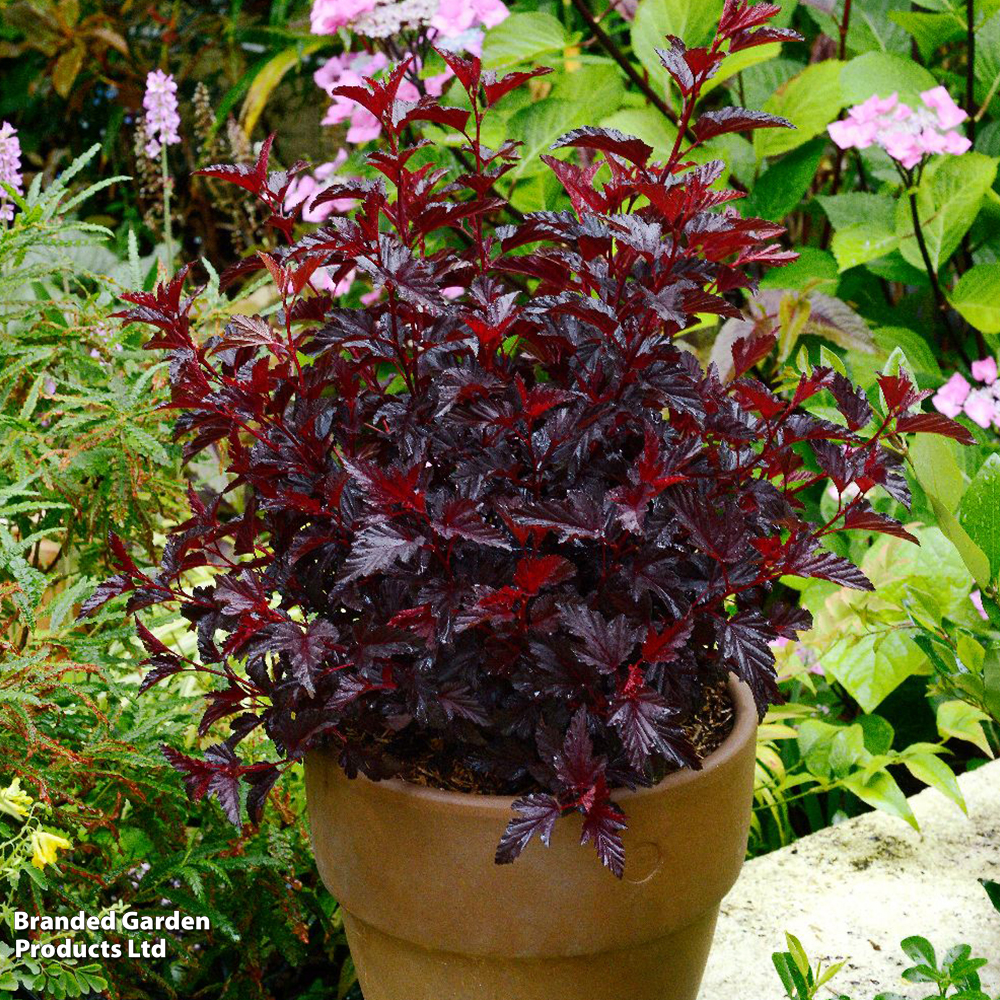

{"left": 29, "top": 829, "right": 72, "bottom": 870}
{"left": 0, "top": 778, "right": 33, "bottom": 820}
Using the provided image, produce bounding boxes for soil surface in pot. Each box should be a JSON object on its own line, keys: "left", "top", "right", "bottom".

{"left": 341, "top": 679, "right": 735, "bottom": 797}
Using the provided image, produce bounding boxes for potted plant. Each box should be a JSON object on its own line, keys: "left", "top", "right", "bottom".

{"left": 87, "top": 4, "right": 974, "bottom": 997}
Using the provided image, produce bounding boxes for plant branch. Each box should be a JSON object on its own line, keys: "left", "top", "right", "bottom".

{"left": 823, "top": 0, "right": 854, "bottom": 246}
{"left": 838, "top": 0, "right": 853, "bottom": 60}
{"left": 907, "top": 191, "right": 946, "bottom": 321}
{"left": 907, "top": 190, "right": 971, "bottom": 364}
{"left": 161, "top": 146, "right": 173, "bottom": 266}
{"left": 567, "top": 0, "right": 678, "bottom": 125}
{"left": 966, "top": 0, "right": 977, "bottom": 148}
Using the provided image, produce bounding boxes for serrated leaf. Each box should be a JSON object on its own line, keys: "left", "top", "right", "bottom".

{"left": 482, "top": 11, "right": 575, "bottom": 68}
{"left": 959, "top": 454, "right": 1000, "bottom": 581}
{"left": 949, "top": 264, "right": 1000, "bottom": 334}
{"left": 755, "top": 60, "right": 845, "bottom": 159}
{"left": 896, "top": 154, "right": 999, "bottom": 273}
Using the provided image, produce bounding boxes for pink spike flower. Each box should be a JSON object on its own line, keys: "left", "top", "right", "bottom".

{"left": 143, "top": 70, "right": 181, "bottom": 158}
{"left": 0, "top": 121, "right": 23, "bottom": 223}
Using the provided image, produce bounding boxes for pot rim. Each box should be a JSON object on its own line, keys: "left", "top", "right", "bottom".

{"left": 312, "top": 675, "right": 756, "bottom": 811}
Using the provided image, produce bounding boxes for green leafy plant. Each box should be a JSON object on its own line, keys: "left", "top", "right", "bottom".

{"left": 775, "top": 933, "right": 998, "bottom": 1000}
{"left": 0, "top": 143, "right": 355, "bottom": 999}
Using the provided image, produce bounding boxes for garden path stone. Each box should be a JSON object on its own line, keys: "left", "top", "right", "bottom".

{"left": 701, "top": 759, "right": 1000, "bottom": 999}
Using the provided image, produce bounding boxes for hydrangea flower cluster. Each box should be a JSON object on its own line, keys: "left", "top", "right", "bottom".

{"left": 311, "top": 0, "right": 506, "bottom": 38}
{"left": 933, "top": 357, "right": 1000, "bottom": 431}
{"left": 311, "top": 0, "right": 508, "bottom": 143}
{"left": 828, "top": 87, "right": 971, "bottom": 170}
{"left": 143, "top": 69, "right": 181, "bottom": 158}
{"left": 0, "top": 121, "right": 23, "bottom": 223}
{"left": 311, "top": 0, "right": 378, "bottom": 32}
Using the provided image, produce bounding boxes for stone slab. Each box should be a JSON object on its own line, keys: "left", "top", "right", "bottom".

{"left": 701, "top": 760, "right": 1000, "bottom": 999}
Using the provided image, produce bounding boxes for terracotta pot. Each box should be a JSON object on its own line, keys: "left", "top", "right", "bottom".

{"left": 305, "top": 677, "right": 757, "bottom": 1000}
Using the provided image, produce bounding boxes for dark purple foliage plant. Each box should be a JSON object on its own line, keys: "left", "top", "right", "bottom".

{"left": 87, "top": 1, "right": 973, "bottom": 876}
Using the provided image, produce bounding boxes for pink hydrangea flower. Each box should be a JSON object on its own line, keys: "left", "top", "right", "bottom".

{"left": 964, "top": 393, "right": 995, "bottom": 429}
{"left": 0, "top": 121, "right": 23, "bottom": 223}
{"left": 922, "top": 86, "right": 967, "bottom": 130}
{"left": 972, "top": 357, "right": 998, "bottom": 385}
{"left": 143, "top": 70, "right": 181, "bottom": 158}
{"left": 828, "top": 86, "right": 971, "bottom": 170}
{"left": 311, "top": 0, "right": 377, "bottom": 33}
{"left": 932, "top": 372, "right": 971, "bottom": 418}
{"left": 932, "top": 359, "right": 1000, "bottom": 431}
{"left": 433, "top": 0, "right": 508, "bottom": 35}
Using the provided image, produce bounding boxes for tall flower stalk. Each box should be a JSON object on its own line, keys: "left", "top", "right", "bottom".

{"left": 0, "top": 122, "right": 23, "bottom": 225}
{"left": 142, "top": 70, "right": 181, "bottom": 264}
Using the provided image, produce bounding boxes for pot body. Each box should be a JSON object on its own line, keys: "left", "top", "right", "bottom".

{"left": 305, "top": 677, "right": 757, "bottom": 1000}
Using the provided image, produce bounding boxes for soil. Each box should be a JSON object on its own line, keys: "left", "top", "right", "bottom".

{"left": 371, "top": 679, "right": 736, "bottom": 797}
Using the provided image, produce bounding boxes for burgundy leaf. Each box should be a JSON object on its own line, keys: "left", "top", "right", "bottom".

{"left": 552, "top": 127, "right": 654, "bottom": 167}
{"left": 728, "top": 26, "right": 802, "bottom": 53}
{"left": 514, "top": 554, "right": 576, "bottom": 594}
{"left": 716, "top": 610, "right": 778, "bottom": 716}
{"left": 642, "top": 617, "right": 694, "bottom": 665}
{"left": 436, "top": 498, "right": 511, "bottom": 548}
{"left": 79, "top": 574, "right": 133, "bottom": 618}
{"left": 692, "top": 108, "right": 793, "bottom": 142}
{"left": 827, "top": 372, "right": 873, "bottom": 430}
{"left": 341, "top": 523, "right": 422, "bottom": 582}
{"left": 580, "top": 784, "right": 627, "bottom": 879}
{"left": 839, "top": 507, "right": 920, "bottom": 543}
{"left": 878, "top": 371, "right": 922, "bottom": 413}
{"left": 272, "top": 620, "right": 341, "bottom": 696}
{"left": 483, "top": 67, "right": 553, "bottom": 107}
{"left": 246, "top": 765, "right": 282, "bottom": 825}
{"left": 783, "top": 537, "right": 874, "bottom": 591}
{"left": 656, "top": 38, "right": 696, "bottom": 95}
{"left": 562, "top": 607, "right": 641, "bottom": 674}
{"left": 609, "top": 675, "right": 696, "bottom": 770}
{"left": 767, "top": 602, "right": 813, "bottom": 639}
{"left": 556, "top": 709, "right": 603, "bottom": 792}
{"left": 138, "top": 655, "right": 185, "bottom": 694}
{"left": 438, "top": 683, "right": 489, "bottom": 725}
{"left": 895, "top": 411, "right": 975, "bottom": 444}
{"left": 732, "top": 333, "right": 776, "bottom": 379}
{"left": 496, "top": 793, "right": 563, "bottom": 864}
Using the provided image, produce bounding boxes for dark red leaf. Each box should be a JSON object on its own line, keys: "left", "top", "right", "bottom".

{"left": 79, "top": 574, "right": 133, "bottom": 618}
{"left": 562, "top": 607, "right": 641, "bottom": 673}
{"left": 783, "top": 537, "right": 874, "bottom": 591}
{"left": 483, "top": 67, "right": 553, "bottom": 107}
{"left": 496, "top": 794, "right": 563, "bottom": 864}
{"left": 580, "top": 783, "right": 627, "bottom": 878}
{"left": 552, "top": 127, "right": 654, "bottom": 167}
{"left": 513, "top": 554, "right": 576, "bottom": 594}
{"left": 732, "top": 333, "right": 776, "bottom": 379}
{"left": 839, "top": 507, "right": 920, "bottom": 543}
{"left": 692, "top": 107, "right": 793, "bottom": 142}
{"left": 895, "top": 411, "right": 975, "bottom": 444}
{"left": 716, "top": 610, "right": 778, "bottom": 716}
